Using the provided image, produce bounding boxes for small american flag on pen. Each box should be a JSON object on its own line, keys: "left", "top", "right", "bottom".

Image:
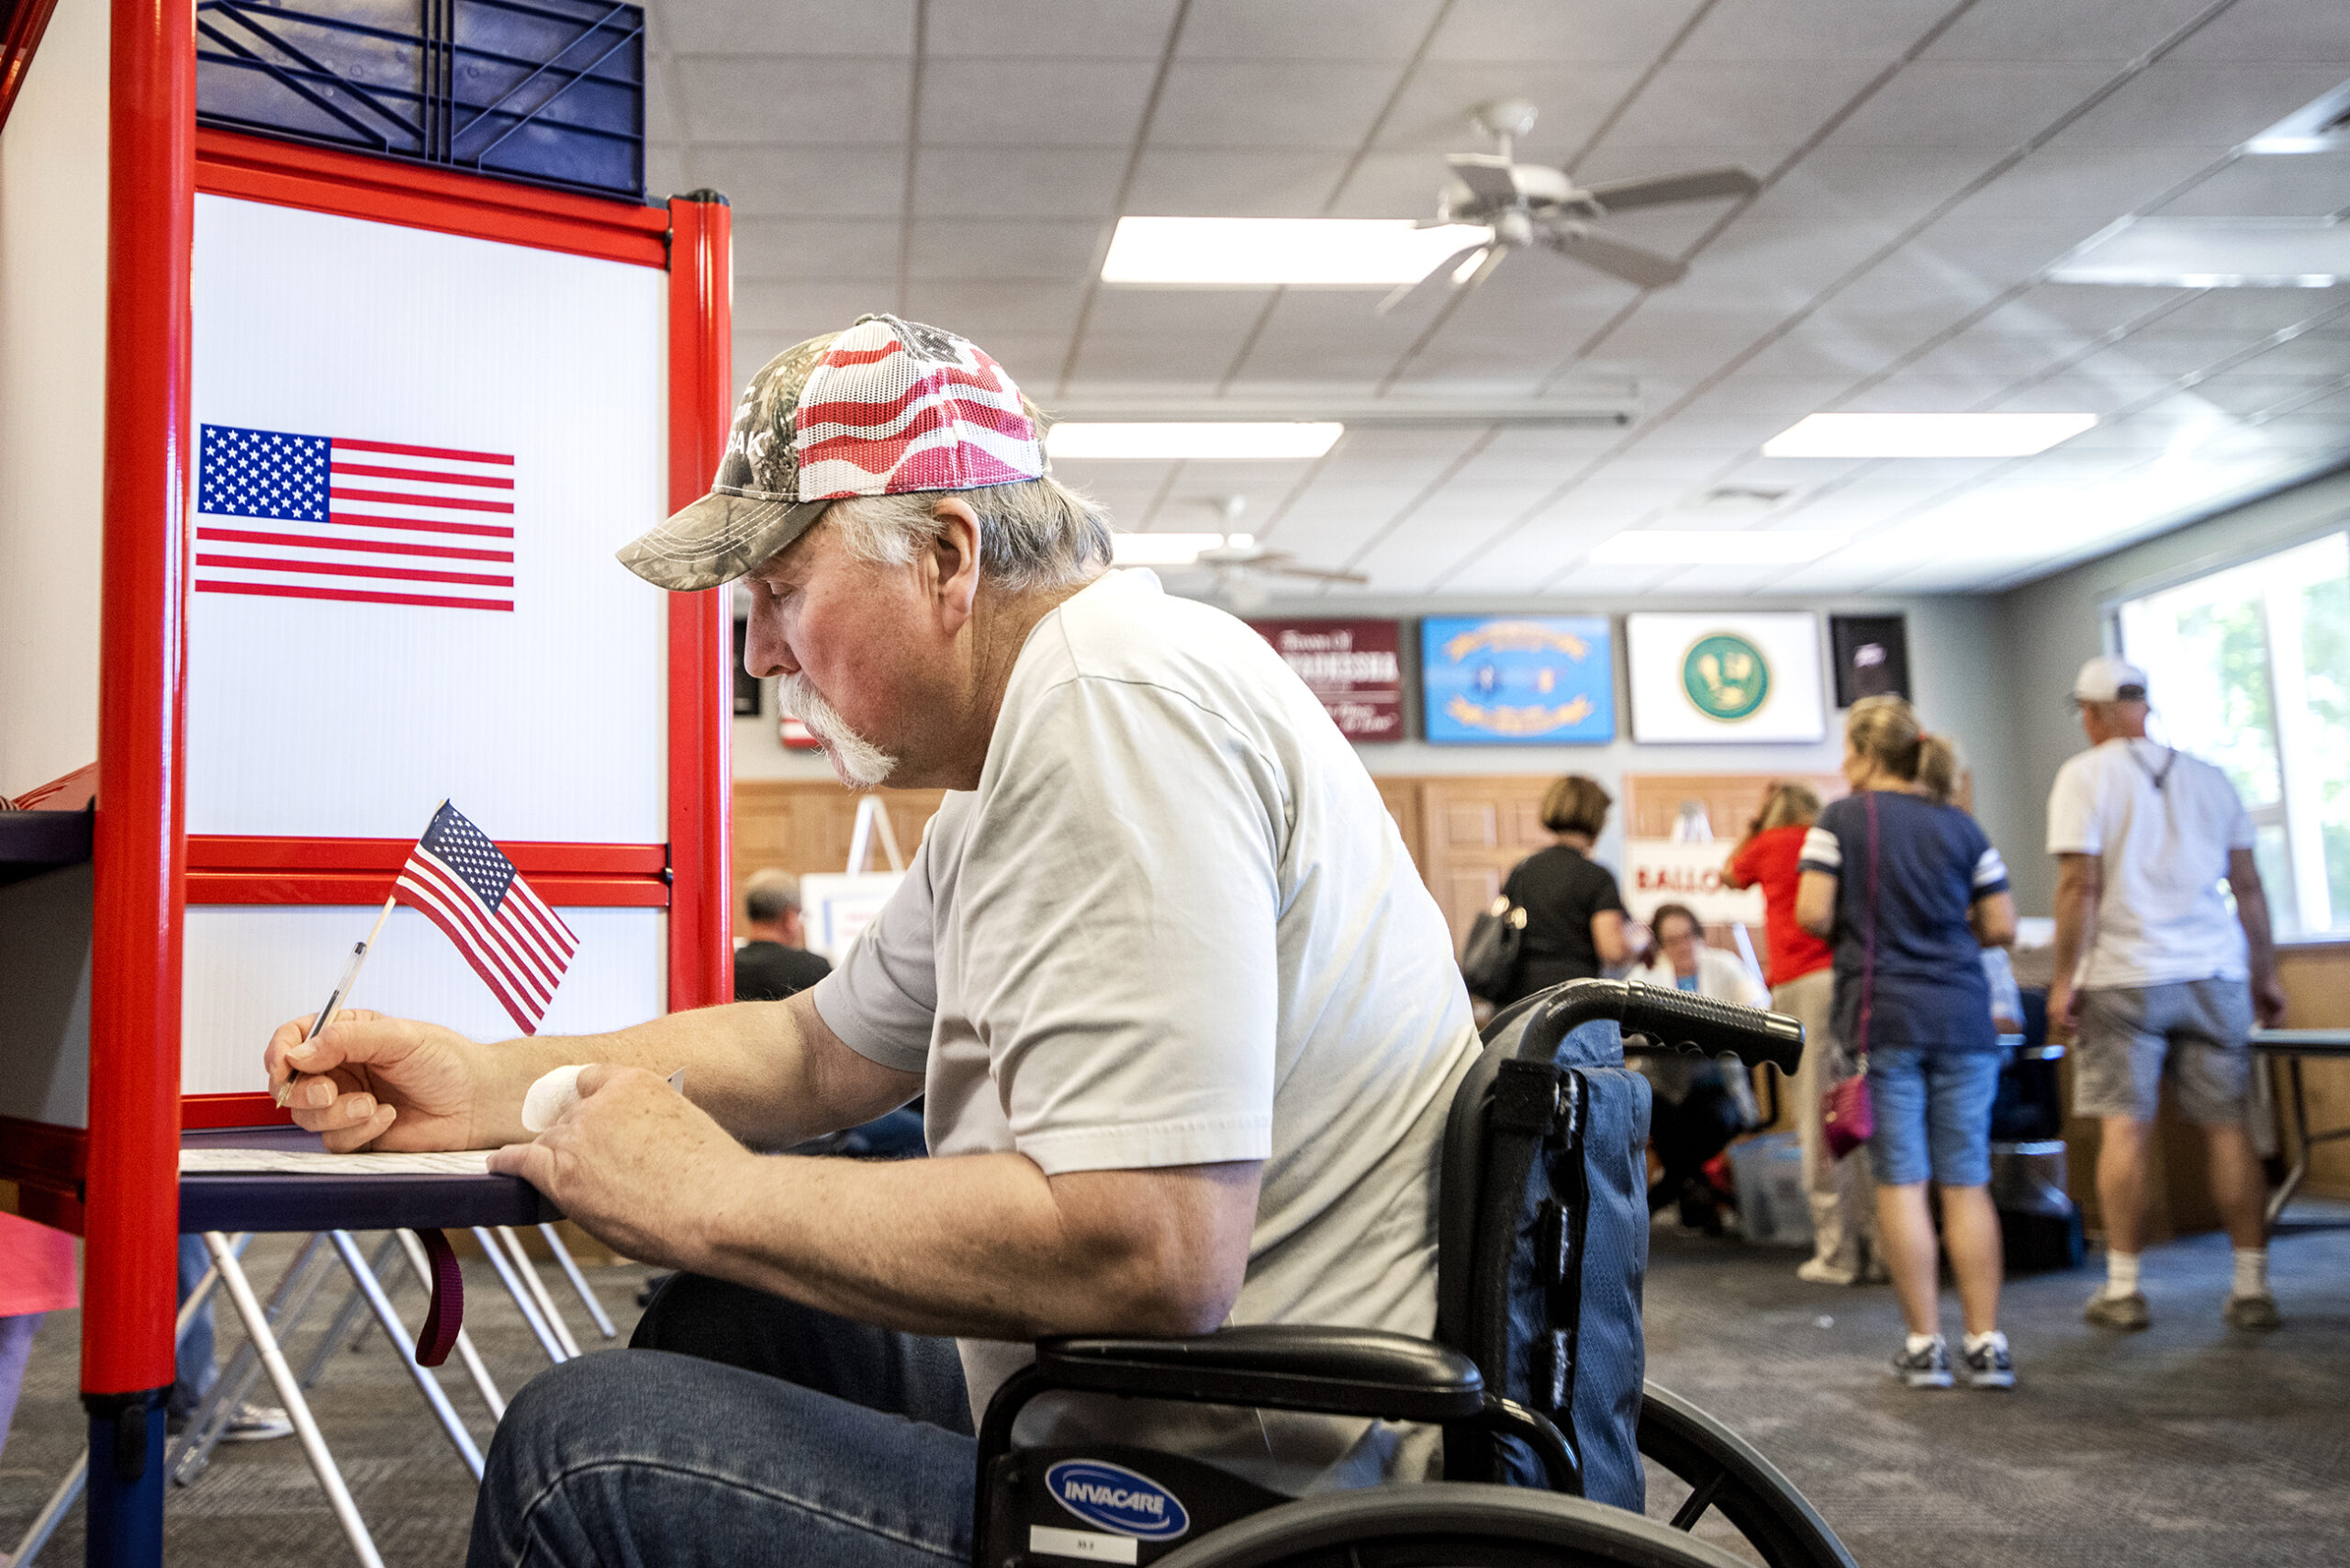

{"left": 196, "top": 423, "right": 517, "bottom": 612}
{"left": 395, "top": 802, "right": 577, "bottom": 1035}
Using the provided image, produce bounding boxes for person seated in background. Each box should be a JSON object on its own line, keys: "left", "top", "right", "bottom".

{"left": 1492, "top": 774, "right": 1645, "bottom": 1007}
{"left": 1627, "top": 902, "right": 1768, "bottom": 1231}
{"left": 732, "top": 868, "right": 832, "bottom": 1002}
{"left": 2047, "top": 656, "right": 2288, "bottom": 1334}
{"left": 1724, "top": 780, "right": 1879, "bottom": 1284}
{"left": 263, "top": 315, "right": 1482, "bottom": 1568}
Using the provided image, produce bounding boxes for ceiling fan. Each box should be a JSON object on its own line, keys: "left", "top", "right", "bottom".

{"left": 1378, "top": 98, "right": 1760, "bottom": 314}
{"left": 1177, "top": 499, "right": 1368, "bottom": 609}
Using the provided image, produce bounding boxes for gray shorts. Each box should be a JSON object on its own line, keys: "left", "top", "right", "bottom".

{"left": 2074, "top": 979, "right": 2254, "bottom": 1125}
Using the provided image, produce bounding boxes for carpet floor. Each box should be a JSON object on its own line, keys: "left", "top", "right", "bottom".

{"left": 3, "top": 1218, "right": 2344, "bottom": 1566}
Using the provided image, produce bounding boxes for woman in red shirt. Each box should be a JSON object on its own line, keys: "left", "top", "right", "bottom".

{"left": 1726, "top": 781, "right": 1880, "bottom": 1285}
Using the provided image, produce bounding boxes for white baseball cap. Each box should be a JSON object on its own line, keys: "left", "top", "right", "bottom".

{"left": 2072, "top": 655, "right": 2148, "bottom": 702}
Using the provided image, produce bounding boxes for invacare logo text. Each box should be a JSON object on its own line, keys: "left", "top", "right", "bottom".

{"left": 1046, "top": 1461, "right": 1191, "bottom": 1540}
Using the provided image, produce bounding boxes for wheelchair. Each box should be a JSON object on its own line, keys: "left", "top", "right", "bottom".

{"left": 973, "top": 978, "right": 1858, "bottom": 1568}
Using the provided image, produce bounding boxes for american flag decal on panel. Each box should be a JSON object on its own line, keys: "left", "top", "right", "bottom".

{"left": 196, "top": 424, "right": 517, "bottom": 612}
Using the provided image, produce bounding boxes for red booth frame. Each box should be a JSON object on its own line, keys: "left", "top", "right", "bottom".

{"left": 0, "top": 0, "right": 733, "bottom": 1431}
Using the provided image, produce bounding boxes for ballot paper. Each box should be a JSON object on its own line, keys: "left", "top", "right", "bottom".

{"left": 177, "top": 1148, "right": 499, "bottom": 1176}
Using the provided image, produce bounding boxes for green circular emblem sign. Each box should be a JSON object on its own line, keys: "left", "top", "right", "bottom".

{"left": 1682, "top": 633, "right": 1770, "bottom": 721}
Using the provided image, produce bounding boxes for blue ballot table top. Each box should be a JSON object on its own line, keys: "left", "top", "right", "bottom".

{"left": 180, "top": 1125, "right": 556, "bottom": 1233}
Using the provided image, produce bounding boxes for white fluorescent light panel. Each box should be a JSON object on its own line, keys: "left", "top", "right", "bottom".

{"left": 1589, "top": 531, "right": 1845, "bottom": 566}
{"left": 2048, "top": 218, "right": 2349, "bottom": 287}
{"left": 1045, "top": 422, "right": 1344, "bottom": 460}
{"left": 1762, "top": 412, "right": 2097, "bottom": 458}
{"left": 1112, "top": 532, "right": 1249, "bottom": 566}
{"left": 1100, "top": 217, "right": 1493, "bottom": 286}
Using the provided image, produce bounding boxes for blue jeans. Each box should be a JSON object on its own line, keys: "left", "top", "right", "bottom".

{"left": 171, "top": 1234, "right": 217, "bottom": 1418}
{"left": 467, "top": 1274, "right": 975, "bottom": 1568}
{"left": 1865, "top": 1047, "right": 2002, "bottom": 1188}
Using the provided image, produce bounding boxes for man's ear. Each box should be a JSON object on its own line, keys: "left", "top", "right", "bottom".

{"left": 929, "top": 498, "right": 983, "bottom": 632}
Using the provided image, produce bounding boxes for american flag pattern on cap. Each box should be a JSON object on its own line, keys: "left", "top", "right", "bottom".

{"left": 793, "top": 316, "right": 1043, "bottom": 500}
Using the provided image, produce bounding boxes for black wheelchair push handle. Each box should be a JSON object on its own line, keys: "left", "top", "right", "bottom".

{"left": 1516, "top": 978, "right": 1804, "bottom": 1075}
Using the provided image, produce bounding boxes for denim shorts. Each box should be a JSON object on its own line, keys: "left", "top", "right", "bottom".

{"left": 1865, "top": 1047, "right": 2002, "bottom": 1187}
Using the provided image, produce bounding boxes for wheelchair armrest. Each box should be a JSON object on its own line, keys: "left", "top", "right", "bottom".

{"left": 1035, "top": 1326, "right": 1485, "bottom": 1423}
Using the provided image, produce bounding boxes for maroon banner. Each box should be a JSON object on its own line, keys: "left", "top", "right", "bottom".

{"left": 1248, "top": 619, "right": 1404, "bottom": 742}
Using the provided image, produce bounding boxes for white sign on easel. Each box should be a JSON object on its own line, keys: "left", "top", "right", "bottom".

{"left": 799, "top": 796, "right": 907, "bottom": 964}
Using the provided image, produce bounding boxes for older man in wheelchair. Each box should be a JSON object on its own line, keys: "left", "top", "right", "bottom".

{"left": 261, "top": 317, "right": 1853, "bottom": 1568}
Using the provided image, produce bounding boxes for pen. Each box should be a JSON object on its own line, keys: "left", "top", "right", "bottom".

{"left": 275, "top": 894, "right": 397, "bottom": 1108}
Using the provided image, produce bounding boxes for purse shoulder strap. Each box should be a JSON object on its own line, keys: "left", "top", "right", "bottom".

{"left": 1857, "top": 792, "right": 1881, "bottom": 1064}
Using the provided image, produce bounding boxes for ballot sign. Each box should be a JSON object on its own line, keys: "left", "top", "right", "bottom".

{"left": 1247, "top": 619, "right": 1403, "bottom": 741}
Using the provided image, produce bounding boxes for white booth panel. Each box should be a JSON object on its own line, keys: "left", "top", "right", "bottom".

{"left": 183, "top": 904, "right": 666, "bottom": 1096}
{"left": 0, "top": 0, "right": 108, "bottom": 797}
{"left": 187, "top": 196, "right": 668, "bottom": 842}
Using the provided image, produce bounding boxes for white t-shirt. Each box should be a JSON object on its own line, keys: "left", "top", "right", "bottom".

{"left": 812, "top": 568, "right": 1479, "bottom": 1486}
{"left": 2045, "top": 737, "right": 2254, "bottom": 990}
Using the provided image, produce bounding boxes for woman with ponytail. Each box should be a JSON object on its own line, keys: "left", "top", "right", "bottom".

{"left": 1795, "top": 698, "right": 2020, "bottom": 1392}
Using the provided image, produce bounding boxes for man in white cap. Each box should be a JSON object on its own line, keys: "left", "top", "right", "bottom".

{"left": 2047, "top": 655, "right": 2287, "bottom": 1334}
{"left": 262, "top": 316, "right": 1479, "bottom": 1564}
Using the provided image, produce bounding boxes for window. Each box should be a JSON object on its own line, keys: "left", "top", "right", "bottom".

{"left": 2118, "top": 532, "right": 2350, "bottom": 939}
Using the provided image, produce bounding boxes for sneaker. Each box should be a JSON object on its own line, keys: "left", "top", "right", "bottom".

{"left": 2084, "top": 1290, "right": 2151, "bottom": 1331}
{"left": 1962, "top": 1334, "right": 2015, "bottom": 1390}
{"left": 2223, "top": 1293, "right": 2281, "bottom": 1332}
{"left": 218, "top": 1403, "right": 294, "bottom": 1442}
{"left": 1796, "top": 1258, "right": 1860, "bottom": 1286}
{"left": 1891, "top": 1336, "right": 1953, "bottom": 1388}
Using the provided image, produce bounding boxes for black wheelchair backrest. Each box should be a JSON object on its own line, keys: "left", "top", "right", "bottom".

{"left": 1440, "top": 980, "right": 1804, "bottom": 1510}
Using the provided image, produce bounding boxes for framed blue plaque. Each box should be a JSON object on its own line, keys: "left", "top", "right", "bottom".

{"left": 1421, "top": 616, "right": 1616, "bottom": 745}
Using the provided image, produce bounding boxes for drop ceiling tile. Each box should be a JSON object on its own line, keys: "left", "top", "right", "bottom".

{"left": 2172, "top": 0, "right": 2350, "bottom": 62}
{"left": 1601, "top": 60, "right": 1894, "bottom": 151}
{"left": 2054, "top": 64, "right": 2350, "bottom": 149}
{"left": 919, "top": 60, "right": 1158, "bottom": 147}
{"left": 1988, "top": 282, "right": 2193, "bottom": 332}
{"left": 903, "top": 218, "right": 1107, "bottom": 279}
{"left": 1179, "top": 0, "right": 1445, "bottom": 61}
{"left": 1374, "top": 64, "right": 1645, "bottom": 160}
{"left": 2165, "top": 375, "right": 2340, "bottom": 418}
{"left": 912, "top": 148, "right": 1127, "bottom": 217}
{"left": 1681, "top": 217, "right": 1915, "bottom": 307}
{"left": 2154, "top": 151, "right": 2350, "bottom": 217}
{"left": 1087, "top": 288, "right": 1282, "bottom": 337}
{"left": 2221, "top": 330, "right": 2350, "bottom": 377}
{"left": 645, "top": 141, "right": 688, "bottom": 199}
{"left": 1821, "top": 62, "right": 2122, "bottom": 151}
{"left": 2150, "top": 290, "right": 2350, "bottom": 334}
{"left": 687, "top": 144, "right": 907, "bottom": 216}
{"left": 977, "top": 334, "right": 1080, "bottom": 386}
{"left": 1150, "top": 61, "right": 1406, "bottom": 149}
{"left": 657, "top": 0, "right": 916, "bottom": 55}
{"left": 1066, "top": 330, "right": 1254, "bottom": 384}
{"left": 927, "top": 0, "right": 1180, "bottom": 58}
{"left": 732, "top": 218, "right": 901, "bottom": 280}
{"left": 733, "top": 280, "right": 890, "bottom": 332}
{"left": 1924, "top": 0, "right": 2224, "bottom": 62}
{"left": 1841, "top": 373, "right": 2047, "bottom": 413}
{"left": 1430, "top": 0, "right": 1706, "bottom": 63}
{"left": 900, "top": 281, "right": 1091, "bottom": 335}
{"left": 1122, "top": 150, "right": 1355, "bottom": 216}
{"left": 673, "top": 56, "right": 912, "bottom": 143}
{"left": 2094, "top": 330, "right": 2289, "bottom": 378}
{"left": 1676, "top": 0, "right": 1958, "bottom": 62}
{"left": 1742, "top": 148, "right": 2003, "bottom": 227}
{"left": 1989, "top": 373, "right": 2181, "bottom": 419}
{"left": 1898, "top": 321, "right": 2105, "bottom": 380}
{"left": 1943, "top": 145, "right": 2221, "bottom": 220}
{"left": 1324, "top": 150, "right": 1461, "bottom": 218}
{"left": 1905, "top": 215, "right": 2114, "bottom": 285}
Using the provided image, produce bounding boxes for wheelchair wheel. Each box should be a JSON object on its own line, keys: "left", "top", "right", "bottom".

{"left": 1639, "top": 1383, "right": 1858, "bottom": 1568}
{"left": 1149, "top": 1484, "right": 1755, "bottom": 1568}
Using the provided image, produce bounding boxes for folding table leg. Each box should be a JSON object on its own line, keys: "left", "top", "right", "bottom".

{"left": 325, "top": 1231, "right": 484, "bottom": 1479}
{"left": 538, "top": 1223, "right": 619, "bottom": 1339}
{"left": 397, "top": 1230, "right": 504, "bottom": 1419}
{"left": 497, "top": 1226, "right": 584, "bottom": 1359}
{"left": 12, "top": 1235, "right": 252, "bottom": 1568}
{"left": 170, "top": 1232, "right": 334, "bottom": 1486}
{"left": 202, "top": 1233, "right": 386, "bottom": 1568}
{"left": 301, "top": 1232, "right": 405, "bottom": 1390}
{"left": 471, "top": 1226, "right": 568, "bottom": 1364}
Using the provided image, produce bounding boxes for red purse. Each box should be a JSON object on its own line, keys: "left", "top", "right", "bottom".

{"left": 1821, "top": 793, "right": 1880, "bottom": 1161}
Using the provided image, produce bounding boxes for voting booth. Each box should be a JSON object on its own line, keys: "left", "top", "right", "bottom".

{"left": 0, "top": 0, "right": 732, "bottom": 1559}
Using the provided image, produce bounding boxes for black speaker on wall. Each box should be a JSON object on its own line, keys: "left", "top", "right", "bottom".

{"left": 1830, "top": 613, "right": 1910, "bottom": 707}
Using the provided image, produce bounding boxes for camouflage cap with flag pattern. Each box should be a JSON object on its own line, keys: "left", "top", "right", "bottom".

{"left": 618, "top": 313, "right": 1047, "bottom": 592}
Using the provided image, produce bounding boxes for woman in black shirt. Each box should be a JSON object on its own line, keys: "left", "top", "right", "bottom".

{"left": 1496, "top": 775, "right": 1639, "bottom": 1006}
